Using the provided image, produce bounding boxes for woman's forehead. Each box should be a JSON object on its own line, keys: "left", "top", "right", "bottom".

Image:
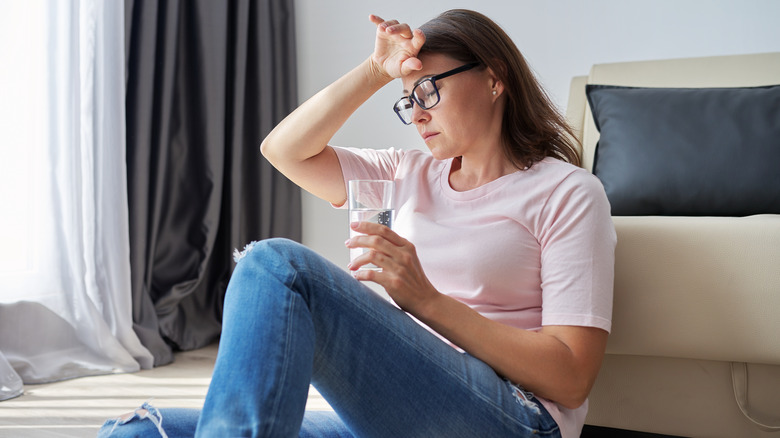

{"left": 401, "top": 53, "right": 460, "bottom": 93}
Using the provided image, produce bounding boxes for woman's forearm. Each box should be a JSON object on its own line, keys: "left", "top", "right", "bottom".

{"left": 415, "top": 293, "right": 607, "bottom": 409}
{"left": 260, "top": 58, "right": 392, "bottom": 203}
{"left": 262, "top": 59, "right": 390, "bottom": 162}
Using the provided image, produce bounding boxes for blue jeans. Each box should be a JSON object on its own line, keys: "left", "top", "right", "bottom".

{"left": 99, "top": 239, "right": 560, "bottom": 437}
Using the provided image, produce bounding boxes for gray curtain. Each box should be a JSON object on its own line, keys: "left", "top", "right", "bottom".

{"left": 124, "top": 0, "right": 300, "bottom": 366}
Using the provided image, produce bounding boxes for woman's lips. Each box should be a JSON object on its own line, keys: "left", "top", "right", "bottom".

{"left": 421, "top": 132, "right": 438, "bottom": 142}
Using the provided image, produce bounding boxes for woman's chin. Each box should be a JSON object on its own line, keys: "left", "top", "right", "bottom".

{"left": 425, "top": 145, "right": 451, "bottom": 161}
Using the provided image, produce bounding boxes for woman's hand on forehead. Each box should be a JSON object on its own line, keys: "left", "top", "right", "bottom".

{"left": 368, "top": 14, "right": 425, "bottom": 79}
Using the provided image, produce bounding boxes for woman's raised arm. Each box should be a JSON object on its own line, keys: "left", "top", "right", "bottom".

{"left": 260, "top": 15, "right": 424, "bottom": 206}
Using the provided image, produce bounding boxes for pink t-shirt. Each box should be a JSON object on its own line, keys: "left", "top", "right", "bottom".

{"left": 334, "top": 146, "right": 616, "bottom": 438}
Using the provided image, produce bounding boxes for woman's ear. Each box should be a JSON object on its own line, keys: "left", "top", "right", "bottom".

{"left": 485, "top": 66, "right": 504, "bottom": 98}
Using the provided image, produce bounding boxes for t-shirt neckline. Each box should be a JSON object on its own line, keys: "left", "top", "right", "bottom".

{"left": 439, "top": 157, "right": 527, "bottom": 201}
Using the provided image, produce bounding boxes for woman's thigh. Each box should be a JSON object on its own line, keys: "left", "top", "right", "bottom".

{"left": 309, "top": 297, "right": 560, "bottom": 437}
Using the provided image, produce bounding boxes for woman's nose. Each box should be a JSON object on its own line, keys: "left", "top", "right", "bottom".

{"left": 411, "top": 103, "right": 430, "bottom": 124}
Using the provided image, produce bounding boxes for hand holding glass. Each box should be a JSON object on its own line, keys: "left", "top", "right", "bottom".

{"left": 348, "top": 180, "right": 394, "bottom": 271}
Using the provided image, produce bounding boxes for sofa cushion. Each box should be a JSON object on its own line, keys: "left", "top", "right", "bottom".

{"left": 606, "top": 215, "right": 780, "bottom": 365}
{"left": 586, "top": 84, "right": 780, "bottom": 216}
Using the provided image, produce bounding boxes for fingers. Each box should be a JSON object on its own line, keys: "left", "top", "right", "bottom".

{"left": 388, "top": 23, "right": 413, "bottom": 38}
{"left": 400, "top": 57, "right": 423, "bottom": 75}
{"left": 369, "top": 14, "right": 416, "bottom": 39}
{"left": 368, "top": 14, "right": 424, "bottom": 79}
{"left": 351, "top": 264, "right": 388, "bottom": 283}
{"left": 345, "top": 232, "right": 396, "bottom": 264}
{"left": 349, "top": 221, "right": 406, "bottom": 246}
{"left": 345, "top": 222, "right": 406, "bottom": 272}
{"left": 411, "top": 28, "right": 425, "bottom": 50}
{"left": 368, "top": 14, "right": 384, "bottom": 25}
{"left": 347, "top": 244, "right": 406, "bottom": 291}
{"left": 347, "top": 246, "right": 388, "bottom": 273}
{"left": 399, "top": 29, "right": 425, "bottom": 74}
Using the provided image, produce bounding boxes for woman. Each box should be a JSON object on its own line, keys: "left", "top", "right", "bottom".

{"left": 100, "top": 9, "right": 615, "bottom": 438}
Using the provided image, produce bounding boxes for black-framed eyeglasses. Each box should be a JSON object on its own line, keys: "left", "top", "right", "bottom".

{"left": 392, "top": 62, "right": 480, "bottom": 125}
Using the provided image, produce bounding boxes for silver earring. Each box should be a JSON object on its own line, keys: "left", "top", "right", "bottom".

{"left": 492, "top": 90, "right": 497, "bottom": 95}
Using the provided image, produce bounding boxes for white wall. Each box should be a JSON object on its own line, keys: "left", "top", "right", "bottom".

{"left": 293, "top": 0, "right": 780, "bottom": 267}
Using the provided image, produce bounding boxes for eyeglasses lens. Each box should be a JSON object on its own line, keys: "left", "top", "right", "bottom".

{"left": 394, "top": 99, "right": 414, "bottom": 124}
{"left": 413, "top": 80, "right": 439, "bottom": 109}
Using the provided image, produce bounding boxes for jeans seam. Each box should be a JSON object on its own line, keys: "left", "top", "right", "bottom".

{"left": 264, "top": 268, "right": 300, "bottom": 437}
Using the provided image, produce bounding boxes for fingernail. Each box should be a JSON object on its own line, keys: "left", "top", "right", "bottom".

{"left": 350, "top": 222, "right": 359, "bottom": 229}
{"left": 344, "top": 239, "right": 351, "bottom": 246}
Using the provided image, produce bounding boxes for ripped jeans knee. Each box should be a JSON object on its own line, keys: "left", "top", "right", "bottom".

{"left": 233, "top": 240, "right": 261, "bottom": 263}
{"left": 232, "top": 238, "right": 305, "bottom": 265}
{"left": 506, "top": 380, "right": 542, "bottom": 416}
{"left": 98, "top": 403, "right": 200, "bottom": 438}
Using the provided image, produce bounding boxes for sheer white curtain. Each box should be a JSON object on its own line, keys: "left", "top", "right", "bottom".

{"left": 0, "top": 0, "right": 152, "bottom": 398}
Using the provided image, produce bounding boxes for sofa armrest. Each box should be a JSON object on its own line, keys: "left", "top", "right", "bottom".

{"left": 564, "top": 75, "right": 588, "bottom": 168}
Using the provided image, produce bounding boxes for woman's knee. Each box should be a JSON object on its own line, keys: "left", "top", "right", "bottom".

{"left": 233, "top": 238, "right": 303, "bottom": 264}
{"left": 232, "top": 238, "right": 335, "bottom": 282}
{"left": 226, "top": 238, "right": 321, "bottom": 305}
{"left": 97, "top": 405, "right": 199, "bottom": 438}
{"left": 226, "top": 238, "right": 353, "bottom": 308}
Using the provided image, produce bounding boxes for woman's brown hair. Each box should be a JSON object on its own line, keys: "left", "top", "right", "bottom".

{"left": 419, "top": 9, "right": 581, "bottom": 168}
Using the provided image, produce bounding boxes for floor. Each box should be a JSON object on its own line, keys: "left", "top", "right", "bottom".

{"left": 0, "top": 343, "right": 674, "bottom": 438}
{"left": 0, "top": 343, "right": 331, "bottom": 437}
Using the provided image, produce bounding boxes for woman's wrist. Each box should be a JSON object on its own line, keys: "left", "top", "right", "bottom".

{"left": 410, "top": 287, "right": 452, "bottom": 328}
{"left": 364, "top": 56, "right": 395, "bottom": 87}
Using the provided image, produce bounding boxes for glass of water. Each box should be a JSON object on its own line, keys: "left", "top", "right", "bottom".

{"left": 348, "top": 180, "right": 394, "bottom": 271}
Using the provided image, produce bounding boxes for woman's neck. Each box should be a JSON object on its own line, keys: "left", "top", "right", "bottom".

{"left": 448, "top": 152, "right": 520, "bottom": 192}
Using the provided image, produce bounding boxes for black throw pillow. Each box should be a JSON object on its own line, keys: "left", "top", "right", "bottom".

{"left": 586, "top": 84, "right": 780, "bottom": 216}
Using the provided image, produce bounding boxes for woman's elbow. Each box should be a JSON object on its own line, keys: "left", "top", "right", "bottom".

{"left": 556, "top": 377, "right": 596, "bottom": 410}
{"left": 260, "top": 135, "right": 286, "bottom": 169}
{"left": 259, "top": 136, "right": 273, "bottom": 160}
{"left": 558, "top": 390, "right": 589, "bottom": 410}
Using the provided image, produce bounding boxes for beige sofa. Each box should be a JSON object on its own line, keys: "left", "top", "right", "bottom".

{"left": 566, "top": 52, "right": 780, "bottom": 437}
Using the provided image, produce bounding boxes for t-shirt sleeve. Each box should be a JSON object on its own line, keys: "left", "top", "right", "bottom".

{"left": 331, "top": 146, "right": 405, "bottom": 208}
{"left": 538, "top": 170, "right": 616, "bottom": 332}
